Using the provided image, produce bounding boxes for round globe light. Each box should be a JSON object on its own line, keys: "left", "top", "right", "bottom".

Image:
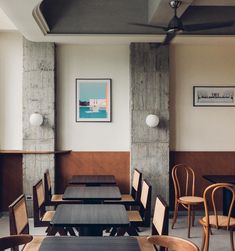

{"left": 29, "top": 113, "right": 43, "bottom": 126}
{"left": 146, "top": 114, "right": 159, "bottom": 128}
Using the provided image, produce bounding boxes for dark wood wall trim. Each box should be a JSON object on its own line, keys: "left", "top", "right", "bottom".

{"left": 55, "top": 151, "right": 130, "bottom": 194}
{"left": 170, "top": 151, "right": 235, "bottom": 210}
{"left": 0, "top": 154, "right": 23, "bottom": 211}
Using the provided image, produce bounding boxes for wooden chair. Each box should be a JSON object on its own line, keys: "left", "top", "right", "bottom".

{"left": 44, "top": 170, "right": 80, "bottom": 206}
{"left": 0, "top": 235, "right": 33, "bottom": 251}
{"left": 8, "top": 194, "right": 45, "bottom": 251}
{"left": 152, "top": 195, "right": 169, "bottom": 236}
{"left": 105, "top": 168, "right": 142, "bottom": 205}
{"left": 171, "top": 164, "right": 203, "bottom": 238}
{"left": 199, "top": 183, "right": 235, "bottom": 251}
{"left": 116, "top": 179, "right": 152, "bottom": 236}
{"left": 147, "top": 235, "right": 199, "bottom": 251}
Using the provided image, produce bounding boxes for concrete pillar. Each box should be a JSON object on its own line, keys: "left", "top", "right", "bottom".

{"left": 22, "top": 38, "right": 55, "bottom": 216}
{"left": 130, "top": 43, "right": 169, "bottom": 208}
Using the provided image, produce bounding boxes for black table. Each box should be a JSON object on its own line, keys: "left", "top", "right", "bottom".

{"left": 63, "top": 186, "right": 121, "bottom": 202}
{"left": 39, "top": 237, "right": 153, "bottom": 251}
{"left": 68, "top": 175, "right": 116, "bottom": 186}
{"left": 51, "top": 204, "right": 129, "bottom": 236}
{"left": 203, "top": 175, "right": 235, "bottom": 216}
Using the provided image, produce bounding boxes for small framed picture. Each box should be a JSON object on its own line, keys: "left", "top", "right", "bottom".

{"left": 76, "top": 78, "right": 112, "bottom": 122}
{"left": 193, "top": 86, "right": 235, "bottom": 107}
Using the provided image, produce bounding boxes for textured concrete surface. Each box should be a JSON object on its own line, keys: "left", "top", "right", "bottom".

{"left": 22, "top": 38, "right": 55, "bottom": 216}
{"left": 130, "top": 43, "right": 169, "bottom": 207}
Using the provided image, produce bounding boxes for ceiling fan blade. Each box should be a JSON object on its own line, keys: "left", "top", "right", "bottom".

{"left": 162, "top": 32, "right": 177, "bottom": 45}
{"left": 184, "top": 21, "right": 234, "bottom": 32}
{"left": 129, "top": 22, "right": 168, "bottom": 31}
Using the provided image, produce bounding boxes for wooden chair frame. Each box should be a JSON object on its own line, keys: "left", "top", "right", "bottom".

{"left": 147, "top": 235, "right": 199, "bottom": 251}
{"left": 9, "top": 194, "right": 29, "bottom": 236}
{"left": 131, "top": 168, "right": 142, "bottom": 203}
{"left": 33, "top": 179, "right": 48, "bottom": 227}
{"left": 152, "top": 195, "right": 169, "bottom": 236}
{"left": 0, "top": 235, "right": 33, "bottom": 251}
{"left": 44, "top": 170, "right": 53, "bottom": 205}
{"left": 200, "top": 182, "right": 235, "bottom": 251}
{"left": 172, "top": 164, "right": 203, "bottom": 238}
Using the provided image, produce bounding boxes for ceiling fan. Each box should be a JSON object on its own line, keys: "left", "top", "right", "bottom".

{"left": 130, "top": 0, "right": 234, "bottom": 45}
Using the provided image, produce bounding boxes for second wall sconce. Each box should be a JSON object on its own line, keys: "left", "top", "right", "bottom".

{"left": 29, "top": 112, "right": 43, "bottom": 126}
{"left": 146, "top": 114, "right": 159, "bottom": 128}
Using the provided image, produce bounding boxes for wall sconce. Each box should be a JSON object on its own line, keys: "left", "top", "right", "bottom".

{"left": 29, "top": 113, "right": 43, "bottom": 126}
{"left": 146, "top": 114, "right": 159, "bottom": 128}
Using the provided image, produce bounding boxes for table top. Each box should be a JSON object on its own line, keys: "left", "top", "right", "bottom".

{"left": 51, "top": 204, "right": 129, "bottom": 227}
{"left": 203, "top": 175, "right": 235, "bottom": 185}
{"left": 68, "top": 175, "right": 116, "bottom": 185}
{"left": 63, "top": 186, "right": 121, "bottom": 201}
{"left": 38, "top": 236, "right": 154, "bottom": 251}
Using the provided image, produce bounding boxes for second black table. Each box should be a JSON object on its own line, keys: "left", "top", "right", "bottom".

{"left": 51, "top": 204, "right": 129, "bottom": 236}
{"left": 62, "top": 186, "right": 121, "bottom": 202}
{"left": 68, "top": 175, "right": 116, "bottom": 186}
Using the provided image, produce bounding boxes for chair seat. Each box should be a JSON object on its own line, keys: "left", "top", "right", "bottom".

{"left": 179, "top": 196, "right": 204, "bottom": 205}
{"left": 51, "top": 194, "right": 63, "bottom": 202}
{"left": 23, "top": 235, "right": 45, "bottom": 251}
{"left": 128, "top": 210, "right": 143, "bottom": 223}
{"left": 42, "top": 210, "right": 55, "bottom": 222}
{"left": 200, "top": 215, "right": 235, "bottom": 229}
{"left": 136, "top": 236, "right": 155, "bottom": 251}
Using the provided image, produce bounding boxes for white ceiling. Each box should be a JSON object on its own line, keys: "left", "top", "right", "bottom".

{"left": 0, "top": 0, "right": 235, "bottom": 44}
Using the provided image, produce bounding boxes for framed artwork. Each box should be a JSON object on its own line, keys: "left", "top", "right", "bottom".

{"left": 76, "top": 78, "right": 112, "bottom": 122}
{"left": 193, "top": 86, "right": 235, "bottom": 107}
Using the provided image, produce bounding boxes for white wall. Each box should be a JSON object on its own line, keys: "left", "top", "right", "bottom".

{"left": 0, "top": 32, "right": 22, "bottom": 149}
{"left": 170, "top": 44, "right": 235, "bottom": 151}
{"left": 56, "top": 45, "right": 130, "bottom": 151}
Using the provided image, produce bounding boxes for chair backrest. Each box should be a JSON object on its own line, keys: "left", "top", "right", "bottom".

{"left": 0, "top": 235, "right": 33, "bottom": 250}
{"left": 172, "top": 164, "right": 196, "bottom": 199}
{"left": 147, "top": 235, "right": 199, "bottom": 251}
{"left": 152, "top": 196, "right": 169, "bottom": 235}
{"left": 44, "top": 170, "right": 52, "bottom": 204}
{"left": 131, "top": 169, "right": 142, "bottom": 201}
{"left": 33, "top": 179, "right": 46, "bottom": 227}
{"left": 203, "top": 182, "right": 235, "bottom": 230}
{"left": 9, "top": 194, "right": 29, "bottom": 236}
{"left": 139, "top": 179, "right": 152, "bottom": 227}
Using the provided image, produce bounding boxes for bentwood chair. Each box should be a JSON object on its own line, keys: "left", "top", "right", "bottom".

{"left": 116, "top": 179, "right": 152, "bottom": 236}
{"left": 9, "top": 194, "right": 45, "bottom": 251}
{"left": 0, "top": 235, "right": 33, "bottom": 251}
{"left": 172, "top": 164, "right": 204, "bottom": 238}
{"left": 147, "top": 235, "right": 199, "bottom": 251}
{"left": 199, "top": 183, "right": 235, "bottom": 251}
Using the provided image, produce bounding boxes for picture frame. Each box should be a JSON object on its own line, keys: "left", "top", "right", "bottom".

{"left": 193, "top": 86, "right": 235, "bottom": 107}
{"left": 76, "top": 78, "right": 112, "bottom": 122}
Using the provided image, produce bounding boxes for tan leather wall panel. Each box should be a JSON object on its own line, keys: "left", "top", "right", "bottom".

{"left": 55, "top": 151, "right": 130, "bottom": 194}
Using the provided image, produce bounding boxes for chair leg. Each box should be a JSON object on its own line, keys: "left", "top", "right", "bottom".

{"left": 110, "top": 227, "right": 117, "bottom": 236}
{"left": 171, "top": 201, "right": 179, "bottom": 229}
{"left": 116, "top": 227, "right": 127, "bottom": 236}
{"left": 188, "top": 205, "right": 191, "bottom": 238}
{"left": 192, "top": 206, "right": 195, "bottom": 227}
{"left": 204, "top": 226, "right": 210, "bottom": 251}
{"left": 201, "top": 226, "right": 206, "bottom": 251}
{"left": 230, "top": 231, "right": 234, "bottom": 251}
{"left": 127, "top": 226, "right": 138, "bottom": 236}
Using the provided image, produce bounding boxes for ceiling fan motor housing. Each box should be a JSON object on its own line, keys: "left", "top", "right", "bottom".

{"left": 168, "top": 16, "right": 184, "bottom": 33}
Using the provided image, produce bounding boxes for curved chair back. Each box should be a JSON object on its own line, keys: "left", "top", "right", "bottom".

{"left": 203, "top": 182, "right": 235, "bottom": 230}
{"left": 0, "top": 235, "right": 33, "bottom": 250}
{"left": 9, "top": 194, "right": 29, "bottom": 235}
{"left": 147, "top": 235, "right": 199, "bottom": 251}
{"left": 152, "top": 196, "right": 168, "bottom": 235}
{"left": 172, "top": 164, "right": 196, "bottom": 199}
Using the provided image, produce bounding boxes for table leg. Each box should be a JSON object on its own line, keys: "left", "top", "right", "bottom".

{"left": 79, "top": 226, "right": 103, "bottom": 236}
{"left": 223, "top": 188, "right": 235, "bottom": 217}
